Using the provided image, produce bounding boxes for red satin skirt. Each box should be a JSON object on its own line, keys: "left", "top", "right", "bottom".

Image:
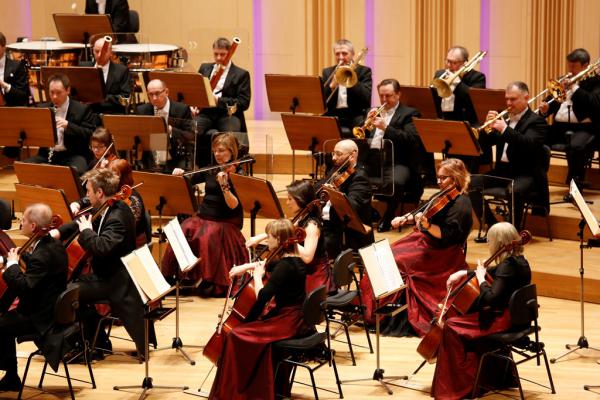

{"left": 161, "top": 216, "right": 248, "bottom": 294}
{"left": 305, "top": 256, "right": 335, "bottom": 294}
{"left": 208, "top": 305, "right": 312, "bottom": 400}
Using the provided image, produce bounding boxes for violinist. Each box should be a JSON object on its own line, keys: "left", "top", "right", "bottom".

{"left": 321, "top": 139, "right": 373, "bottom": 260}
{"left": 50, "top": 168, "right": 146, "bottom": 360}
{"left": 161, "top": 132, "right": 248, "bottom": 296}
{"left": 86, "top": 127, "right": 118, "bottom": 171}
{"left": 0, "top": 204, "right": 67, "bottom": 392}
{"left": 362, "top": 158, "right": 473, "bottom": 335}
{"left": 246, "top": 180, "right": 333, "bottom": 294}
{"left": 432, "top": 222, "right": 531, "bottom": 400}
{"left": 209, "top": 218, "right": 312, "bottom": 399}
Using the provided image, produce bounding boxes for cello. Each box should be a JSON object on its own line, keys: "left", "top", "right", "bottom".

{"left": 416, "top": 230, "right": 532, "bottom": 363}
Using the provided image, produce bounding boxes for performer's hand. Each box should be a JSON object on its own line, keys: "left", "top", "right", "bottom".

{"left": 229, "top": 265, "right": 245, "bottom": 278}
{"left": 76, "top": 214, "right": 93, "bottom": 232}
{"left": 492, "top": 116, "right": 507, "bottom": 133}
{"left": 7, "top": 247, "right": 19, "bottom": 263}
{"left": 245, "top": 235, "right": 265, "bottom": 249}
{"left": 415, "top": 213, "right": 430, "bottom": 231}
{"left": 475, "top": 259, "right": 487, "bottom": 283}
{"left": 70, "top": 202, "right": 81, "bottom": 214}
{"left": 55, "top": 116, "right": 69, "bottom": 129}
{"left": 391, "top": 214, "right": 412, "bottom": 229}
{"left": 372, "top": 117, "right": 386, "bottom": 130}
{"left": 216, "top": 171, "right": 228, "bottom": 186}
{"left": 446, "top": 270, "right": 467, "bottom": 287}
{"left": 329, "top": 80, "right": 339, "bottom": 90}
{"left": 172, "top": 168, "right": 185, "bottom": 176}
{"left": 190, "top": 106, "right": 199, "bottom": 118}
{"left": 49, "top": 229, "right": 61, "bottom": 240}
{"left": 253, "top": 260, "right": 265, "bottom": 281}
{"left": 538, "top": 101, "right": 550, "bottom": 115}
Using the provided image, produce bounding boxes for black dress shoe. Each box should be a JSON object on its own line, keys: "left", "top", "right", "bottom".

{"left": 377, "top": 220, "right": 392, "bottom": 233}
{"left": 0, "top": 373, "right": 21, "bottom": 392}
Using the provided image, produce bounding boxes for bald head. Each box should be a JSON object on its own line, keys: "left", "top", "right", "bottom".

{"left": 93, "top": 37, "right": 112, "bottom": 66}
{"left": 147, "top": 79, "right": 169, "bottom": 109}
{"left": 332, "top": 139, "right": 358, "bottom": 167}
{"left": 24, "top": 203, "right": 52, "bottom": 229}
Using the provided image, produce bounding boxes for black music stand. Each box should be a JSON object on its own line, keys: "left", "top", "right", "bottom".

{"left": 103, "top": 115, "right": 168, "bottom": 170}
{"left": 41, "top": 66, "right": 106, "bottom": 104}
{"left": 400, "top": 85, "right": 439, "bottom": 119}
{"left": 14, "top": 162, "right": 83, "bottom": 204}
{"left": 281, "top": 113, "right": 341, "bottom": 180}
{"left": 53, "top": 13, "right": 114, "bottom": 61}
{"left": 148, "top": 71, "right": 215, "bottom": 109}
{"left": 265, "top": 74, "right": 326, "bottom": 114}
{"left": 469, "top": 88, "right": 506, "bottom": 124}
{"left": 413, "top": 118, "right": 481, "bottom": 159}
{"left": 15, "top": 184, "right": 73, "bottom": 223}
{"left": 323, "top": 185, "right": 372, "bottom": 245}
{"left": 0, "top": 107, "right": 56, "bottom": 161}
{"left": 229, "top": 174, "right": 284, "bottom": 237}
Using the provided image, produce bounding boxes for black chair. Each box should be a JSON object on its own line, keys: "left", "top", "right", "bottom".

{"left": 521, "top": 145, "right": 553, "bottom": 241}
{"left": 472, "top": 284, "right": 555, "bottom": 399}
{"left": 17, "top": 286, "right": 96, "bottom": 400}
{"left": 273, "top": 286, "right": 343, "bottom": 400}
{"left": 323, "top": 248, "right": 373, "bottom": 365}
{"left": 128, "top": 10, "right": 140, "bottom": 34}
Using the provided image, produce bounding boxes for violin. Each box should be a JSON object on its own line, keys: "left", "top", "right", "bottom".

{"left": 183, "top": 155, "right": 254, "bottom": 177}
{"left": 416, "top": 230, "right": 532, "bottom": 363}
{"left": 393, "top": 185, "right": 460, "bottom": 228}
{"left": 319, "top": 157, "right": 356, "bottom": 191}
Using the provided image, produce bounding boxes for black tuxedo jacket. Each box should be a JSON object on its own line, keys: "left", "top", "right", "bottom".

{"left": 198, "top": 62, "right": 251, "bottom": 131}
{"left": 80, "top": 61, "right": 131, "bottom": 114}
{"left": 432, "top": 69, "right": 486, "bottom": 124}
{"left": 2, "top": 235, "right": 68, "bottom": 335}
{"left": 322, "top": 64, "right": 372, "bottom": 121}
{"left": 546, "top": 75, "right": 600, "bottom": 128}
{"left": 2, "top": 57, "right": 29, "bottom": 106}
{"left": 85, "top": 0, "right": 131, "bottom": 34}
{"left": 136, "top": 100, "right": 193, "bottom": 157}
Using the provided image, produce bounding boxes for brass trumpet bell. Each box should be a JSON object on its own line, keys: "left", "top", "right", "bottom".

{"left": 431, "top": 77, "right": 453, "bottom": 98}
{"left": 334, "top": 65, "right": 358, "bottom": 88}
{"left": 352, "top": 126, "right": 366, "bottom": 139}
{"left": 547, "top": 78, "right": 567, "bottom": 103}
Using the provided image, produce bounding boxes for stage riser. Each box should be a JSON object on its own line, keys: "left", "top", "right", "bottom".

{"left": 548, "top": 162, "right": 600, "bottom": 189}
{"left": 534, "top": 271, "right": 600, "bottom": 304}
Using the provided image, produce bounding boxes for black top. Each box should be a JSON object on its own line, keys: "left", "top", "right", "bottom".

{"left": 245, "top": 256, "right": 307, "bottom": 323}
{"left": 302, "top": 214, "right": 327, "bottom": 262}
{"left": 432, "top": 69, "right": 486, "bottom": 124}
{"left": 427, "top": 193, "right": 473, "bottom": 247}
{"left": 2, "top": 57, "right": 29, "bottom": 106}
{"left": 477, "top": 255, "right": 532, "bottom": 310}
{"left": 194, "top": 167, "right": 244, "bottom": 227}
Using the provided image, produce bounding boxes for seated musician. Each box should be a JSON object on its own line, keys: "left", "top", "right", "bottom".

{"left": 539, "top": 48, "right": 600, "bottom": 197}
{"left": 0, "top": 31, "right": 29, "bottom": 106}
{"left": 209, "top": 218, "right": 313, "bottom": 399}
{"left": 161, "top": 132, "right": 248, "bottom": 296}
{"left": 362, "top": 158, "right": 473, "bottom": 334}
{"left": 365, "top": 78, "right": 424, "bottom": 232}
{"left": 246, "top": 180, "right": 333, "bottom": 294}
{"left": 469, "top": 81, "right": 549, "bottom": 231}
{"left": 82, "top": 36, "right": 131, "bottom": 115}
{"left": 50, "top": 168, "right": 147, "bottom": 359}
{"left": 0, "top": 204, "right": 68, "bottom": 392}
{"left": 195, "top": 37, "right": 251, "bottom": 168}
{"left": 26, "top": 73, "right": 99, "bottom": 174}
{"left": 136, "top": 79, "right": 194, "bottom": 170}
{"left": 320, "top": 139, "right": 374, "bottom": 260}
{"left": 87, "top": 127, "right": 118, "bottom": 171}
{"left": 432, "top": 222, "right": 531, "bottom": 399}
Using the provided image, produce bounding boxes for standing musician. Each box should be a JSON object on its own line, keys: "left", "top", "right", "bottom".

{"left": 0, "top": 31, "right": 29, "bottom": 106}
{"left": 432, "top": 222, "right": 532, "bottom": 399}
{"left": 0, "top": 204, "right": 67, "bottom": 392}
{"left": 85, "top": 0, "right": 135, "bottom": 43}
{"left": 469, "top": 81, "right": 549, "bottom": 231}
{"left": 161, "top": 132, "right": 248, "bottom": 297}
{"left": 209, "top": 218, "right": 312, "bottom": 399}
{"left": 362, "top": 158, "right": 473, "bottom": 335}
{"left": 195, "top": 37, "right": 251, "bottom": 168}
{"left": 246, "top": 180, "right": 333, "bottom": 294}
{"left": 322, "top": 39, "right": 372, "bottom": 137}
{"left": 539, "top": 48, "right": 600, "bottom": 197}
{"left": 320, "top": 139, "right": 374, "bottom": 260}
{"left": 50, "top": 168, "right": 146, "bottom": 359}
{"left": 365, "top": 78, "right": 424, "bottom": 232}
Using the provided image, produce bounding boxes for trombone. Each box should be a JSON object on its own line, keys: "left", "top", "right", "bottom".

{"left": 431, "top": 50, "right": 487, "bottom": 98}
{"left": 325, "top": 47, "right": 369, "bottom": 103}
{"left": 352, "top": 104, "right": 386, "bottom": 139}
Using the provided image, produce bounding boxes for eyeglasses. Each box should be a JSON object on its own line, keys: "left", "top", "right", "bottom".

{"left": 446, "top": 59, "right": 464, "bottom": 65}
{"left": 91, "top": 145, "right": 107, "bottom": 151}
{"left": 147, "top": 89, "right": 165, "bottom": 97}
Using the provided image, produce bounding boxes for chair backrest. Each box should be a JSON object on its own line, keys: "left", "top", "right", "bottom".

{"left": 508, "top": 284, "right": 537, "bottom": 327}
{"left": 128, "top": 10, "right": 140, "bottom": 33}
{"left": 333, "top": 248, "right": 355, "bottom": 287}
{"left": 303, "top": 285, "right": 327, "bottom": 326}
{"left": 54, "top": 285, "right": 80, "bottom": 326}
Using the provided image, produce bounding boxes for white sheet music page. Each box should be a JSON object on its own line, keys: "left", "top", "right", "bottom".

{"left": 570, "top": 180, "right": 600, "bottom": 237}
{"left": 164, "top": 217, "right": 199, "bottom": 272}
{"left": 359, "top": 239, "right": 404, "bottom": 299}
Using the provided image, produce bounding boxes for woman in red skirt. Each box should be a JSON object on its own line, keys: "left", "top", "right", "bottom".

{"left": 432, "top": 222, "right": 532, "bottom": 399}
{"left": 161, "top": 132, "right": 248, "bottom": 296}
{"left": 209, "top": 218, "right": 312, "bottom": 400}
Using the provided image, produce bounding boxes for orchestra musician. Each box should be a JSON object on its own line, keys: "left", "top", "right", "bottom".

{"left": 246, "top": 180, "right": 333, "bottom": 294}
{"left": 469, "top": 81, "right": 549, "bottom": 231}
{"left": 432, "top": 222, "right": 532, "bottom": 400}
{"left": 322, "top": 39, "right": 372, "bottom": 137}
{"left": 26, "top": 73, "right": 99, "bottom": 174}
{"left": 0, "top": 31, "right": 29, "bottom": 107}
{"left": 50, "top": 168, "right": 147, "bottom": 359}
{"left": 136, "top": 79, "right": 194, "bottom": 170}
{"left": 161, "top": 132, "right": 248, "bottom": 297}
{"left": 85, "top": 0, "right": 136, "bottom": 43}
{"left": 362, "top": 158, "right": 473, "bottom": 335}
{"left": 0, "top": 204, "right": 68, "bottom": 392}
{"left": 320, "top": 139, "right": 374, "bottom": 260}
{"left": 209, "top": 218, "right": 312, "bottom": 399}
{"left": 539, "top": 48, "right": 600, "bottom": 198}
{"left": 86, "top": 127, "right": 118, "bottom": 171}
{"left": 195, "top": 37, "right": 251, "bottom": 168}
{"left": 364, "top": 78, "right": 424, "bottom": 232}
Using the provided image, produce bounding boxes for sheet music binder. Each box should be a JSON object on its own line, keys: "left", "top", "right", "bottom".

{"left": 359, "top": 239, "right": 404, "bottom": 299}
{"left": 121, "top": 245, "right": 174, "bottom": 304}
{"left": 163, "top": 217, "right": 200, "bottom": 273}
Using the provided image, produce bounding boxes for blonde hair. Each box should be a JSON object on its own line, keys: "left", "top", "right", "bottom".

{"left": 439, "top": 158, "right": 470, "bottom": 193}
{"left": 24, "top": 203, "right": 52, "bottom": 228}
{"left": 265, "top": 218, "right": 297, "bottom": 253}
{"left": 488, "top": 222, "right": 524, "bottom": 263}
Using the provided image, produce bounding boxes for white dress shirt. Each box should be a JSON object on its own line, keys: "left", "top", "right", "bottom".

{"left": 500, "top": 108, "right": 528, "bottom": 162}
{"left": 54, "top": 97, "right": 70, "bottom": 151}
{"left": 96, "top": 0, "right": 107, "bottom": 14}
{"left": 370, "top": 103, "right": 398, "bottom": 149}
{"left": 210, "top": 61, "right": 231, "bottom": 98}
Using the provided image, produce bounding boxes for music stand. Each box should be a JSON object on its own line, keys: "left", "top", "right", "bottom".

{"left": 229, "top": 174, "right": 284, "bottom": 237}
{"left": 400, "top": 85, "right": 439, "bottom": 119}
{"left": 281, "top": 113, "right": 341, "bottom": 180}
{"left": 322, "top": 185, "right": 371, "bottom": 244}
{"left": 53, "top": 13, "right": 114, "bottom": 61}
{"left": 265, "top": 74, "right": 325, "bottom": 114}
{"left": 41, "top": 66, "right": 106, "bottom": 104}
{"left": 551, "top": 180, "right": 600, "bottom": 364}
{"left": 414, "top": 118, "right": 481, "bottom": 159}
{"left": 148, "top": 71, "right": 216, "bottom": 109}
{"left": 0, "top": 107, "right": 56, "bottom": 160}
{"left": 469, "top": 88, "right": 506, "bottom": 124}
{"left": 14, "top": 162, "right": 83, "bottom": 203}
{"left": 15, "top": 184, "right": 73, "bottom": 223}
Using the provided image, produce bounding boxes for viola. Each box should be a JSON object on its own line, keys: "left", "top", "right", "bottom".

{"left": 394, "top": 185, "right": 460, "bottom": 228}
{"left": 319, "top": 157, "right": 356, "bottom": 192}
{"left": 416, "top": 230, "right": 532, "bottom": 363}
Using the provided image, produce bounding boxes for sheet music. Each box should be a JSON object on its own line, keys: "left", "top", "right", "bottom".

{"left": 121, "top": 244, "right": 172, "bottom": 304}
{"left": 359, "top": 239, "right": 404, "bottom": 299}
{"left": 164, "top": 217, "right": 199, "bottom": 272}
{"left": 570, "top": 180, "right": 600, "bottom": 237}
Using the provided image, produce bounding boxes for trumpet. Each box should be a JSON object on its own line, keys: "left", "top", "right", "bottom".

{"left": 352, "top": 104, "right": 386, "bottom": 139}
{"left": 325, "top": 47, "right": 368, "bottom": 103}
{"left": 431, "top": 50, "right": 487, "bottom": 98}
{"left": 472, "top": 94, "right": 539, "bottom": 138}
